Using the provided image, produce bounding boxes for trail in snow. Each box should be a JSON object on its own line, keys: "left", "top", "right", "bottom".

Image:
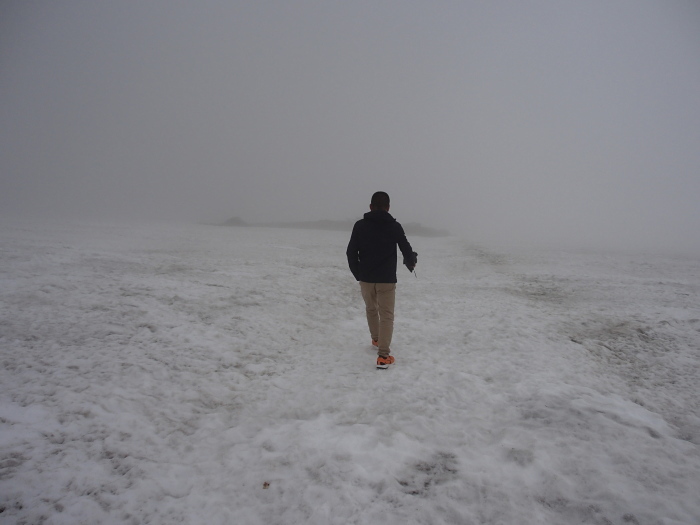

{"left": 1, "top": 221, "right": 699, "bottom": 524}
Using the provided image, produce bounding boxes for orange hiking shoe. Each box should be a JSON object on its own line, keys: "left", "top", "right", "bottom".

{"left": 372, "top": 339, "right": 379, "bottom": 347}
{"left": 376, "top": 355, "right": 395, "bottom": 369}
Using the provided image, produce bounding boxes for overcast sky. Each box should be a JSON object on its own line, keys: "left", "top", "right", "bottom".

{"left": 2, "top": 1, "right": 699, "bottom": 251}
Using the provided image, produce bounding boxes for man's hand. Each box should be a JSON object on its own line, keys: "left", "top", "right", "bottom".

{"left": 404, "top": 251, "right": 418, "bottom": 272}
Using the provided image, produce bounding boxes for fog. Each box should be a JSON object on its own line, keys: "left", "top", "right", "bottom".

{"left": 2, "top": 1, "right": 699, "bottom": 252}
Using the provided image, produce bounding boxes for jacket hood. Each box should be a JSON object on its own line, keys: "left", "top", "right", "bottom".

{"left": 363, "top": 210, "right": 395, "bottom": 223}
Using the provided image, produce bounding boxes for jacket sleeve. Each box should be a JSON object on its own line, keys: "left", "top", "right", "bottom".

{"left": 397, "top": 225, "right": 417, "bottom": 270}
{"left": 346, "top": 224, "right": 361, "bottom": 280}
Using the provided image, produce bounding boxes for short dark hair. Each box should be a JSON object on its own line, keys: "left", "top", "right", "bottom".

{"left": 371, "top": 191, "right": 390, "bottom": 210}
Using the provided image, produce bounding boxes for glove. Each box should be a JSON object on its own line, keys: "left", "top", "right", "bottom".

{"left": 403, "top": 251, "right": 417, "bottom": 272}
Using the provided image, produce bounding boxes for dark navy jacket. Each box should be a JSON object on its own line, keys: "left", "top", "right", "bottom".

{"left": 346, "top": 210, "right": 416, "bottom": 283}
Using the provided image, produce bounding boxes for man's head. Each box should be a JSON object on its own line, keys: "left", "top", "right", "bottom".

{"left": 370, "top": 191, "right": 390, "bottom": 211}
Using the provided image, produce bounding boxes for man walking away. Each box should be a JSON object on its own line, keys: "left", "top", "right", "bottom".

{"left": 346, "top": 191, "right": 417, "bottom": 369}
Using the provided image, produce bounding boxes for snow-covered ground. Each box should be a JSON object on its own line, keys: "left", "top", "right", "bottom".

{"left": 1, "top": 221, "right": 699, "bottom": 525}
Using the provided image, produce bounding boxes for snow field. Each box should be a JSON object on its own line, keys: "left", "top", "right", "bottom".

{"left": 1, "top": 221, "right": 699, "bottom": 524}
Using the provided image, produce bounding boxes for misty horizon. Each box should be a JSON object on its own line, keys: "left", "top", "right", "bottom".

{"left": 2, "top": 2, "right": 699, "bottom": 253}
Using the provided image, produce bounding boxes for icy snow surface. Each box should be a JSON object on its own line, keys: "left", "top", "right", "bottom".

{"left": 1, "top": 221, "right": 699, "bottom": 525}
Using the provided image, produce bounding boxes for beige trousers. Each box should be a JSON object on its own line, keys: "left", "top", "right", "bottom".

{"left": 359, "top": 282, "right": 396, "bottom": 357}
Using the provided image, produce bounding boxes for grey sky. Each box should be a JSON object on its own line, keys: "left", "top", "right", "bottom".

{"left": 2, "top": 1, "right": 699, "bottom": 251}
